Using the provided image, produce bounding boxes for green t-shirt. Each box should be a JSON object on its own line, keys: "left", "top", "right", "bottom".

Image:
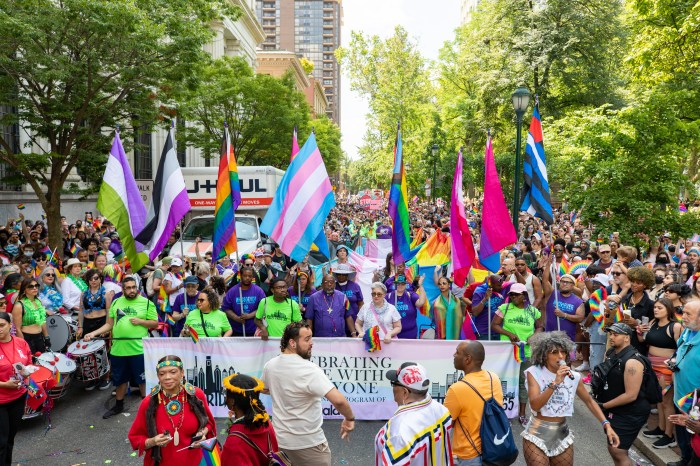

{"left": 185, "top": 309, "right": 231, "bottom": 337}
{"left": 109, "top": 295, "right": 157, "bottom": 356}
{"left": 496, "top": 303, "right": 541, "bottom": 358}
{"left": 255, "top": 297, "right": 302, "bottom": 337}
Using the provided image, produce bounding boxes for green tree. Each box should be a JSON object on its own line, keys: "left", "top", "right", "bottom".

{"left": 176, "top": 57, "right": 313, "bottom": 167}
{"left": 300, "top": 115, "right": 342, "bottom": 177}
{"left": 337, "top": 26, "right": 434, "bottom": 191}
{"left": 0, "top": 0, "right": 238, "bottom": 252}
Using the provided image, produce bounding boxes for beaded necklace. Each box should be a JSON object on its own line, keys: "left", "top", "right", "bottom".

{"left": 159, "top": 387, "right": 185, "bottom": 446}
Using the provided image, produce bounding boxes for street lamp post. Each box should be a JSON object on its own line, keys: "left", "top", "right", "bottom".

{"left": 431, "top": 143, "right": 438, "bottom": 202}
{"left": 511, "top": 86, "right": 531, "bottom": 230}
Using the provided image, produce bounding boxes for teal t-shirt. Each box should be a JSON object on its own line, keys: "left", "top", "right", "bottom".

{"left": 255, "top": 297, "right": 302, "bottom": 337}
{"left": 109, "top": 295, "right": 157, "bottom": 356}
{"left": 185, "top": 309, "right": 232, "bottom": 337}
{"left": 496, "top": 303, "right": 541, "bottom": 357}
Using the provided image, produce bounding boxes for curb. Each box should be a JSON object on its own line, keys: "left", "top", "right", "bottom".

{"left": 634, "top": 434, "right": 680, "bottom": 466}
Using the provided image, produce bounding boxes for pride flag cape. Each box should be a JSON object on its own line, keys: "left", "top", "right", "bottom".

{"left": 479, "top": 134, "right": 517, "bottom": 272}
{"left": 450, "top": 148, "right": 476, "bottom": 287}
{"left": 388, "top": 124, "right": 416, "bottom": 265}
{"left": 260, "top": 132, "right": 334, "bottom": 262}
{"left": 212, "top": 125, "right": 242, "bottom": 260}
{"left": 588, "top": 288, "right": 607, "bottom": 323}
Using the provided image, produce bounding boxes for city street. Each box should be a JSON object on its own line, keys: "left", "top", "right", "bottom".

{"left": 14, "top": 382, "right": 654, "bottom": 465}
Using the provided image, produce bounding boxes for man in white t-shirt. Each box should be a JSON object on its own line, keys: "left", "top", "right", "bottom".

{"left": 262, "top": 322, "right": 355, "bottom": 466}
{"left": 162, "top": 257, "right": 185, "bottom": 308}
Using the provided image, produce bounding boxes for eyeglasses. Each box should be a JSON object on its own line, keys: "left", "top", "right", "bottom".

{"left": 26, "top": 284, "right": 39, "bottom": 289}
{"left": 197, "top": 298, "right": 206, "bottom": 302}
{"left": 612, "top": 272, "right": 625, "bottom": 276}
{"left": 371, "top": 292, "right": 385, "bottom": 297}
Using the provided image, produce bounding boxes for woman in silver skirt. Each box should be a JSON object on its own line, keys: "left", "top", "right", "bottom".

{"left": 522, "top": 332, "right": 620, "bottom": 465}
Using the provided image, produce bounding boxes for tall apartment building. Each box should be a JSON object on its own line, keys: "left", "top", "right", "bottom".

{"left": 255, "top": 0, "right": 343, "bottom": 126}
{"left": 460, "top": 0, "right": 480, "bottom": 23}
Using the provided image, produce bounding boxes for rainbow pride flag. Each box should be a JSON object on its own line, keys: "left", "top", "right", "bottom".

{"left": 558, "top": 257, "right": 571, "bottom": 277}
{"left": 415, "top": 230, "right": 451, "bottom": 266}
{"left": 613, "top": 305, "right": 623, "bottom": 323}
{"left": 198, "top": 439, "right": 221, "bottom": 466}
{"left": 677, "top": 389, "right": 696, "bottom": 411}
{"left": 166, "top": 313, "right": 176, "bottom": 326}
{"left": 363, "top": 326, "right": 381, "bottom": 352}
{"left": 588, "top": 288, "right": 607, "bottom": 323}
{"left": 16, "top": 203, "right": 25, "bottom": 210}
{"left": 513, "top": 342, "right": 526, "bottom": 363}
{"left": 388, "top": 123, "right": 416, "bottom": 265}
{"left": 189, "top": 326, "right": 200, "bottom": 344}
{"left": 212, "top": 125, "right": 242, "bottom": 260}
{"left": 69, "top": 243, "right": 81, "bottom": 256}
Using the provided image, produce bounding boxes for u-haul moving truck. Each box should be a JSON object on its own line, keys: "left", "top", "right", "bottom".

{"left": 171, "top": 166, "right": 284, "bottom": 258}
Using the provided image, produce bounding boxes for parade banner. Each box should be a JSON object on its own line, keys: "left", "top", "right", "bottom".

{"left": 144, "top": 338, "right": 520, "bottom": 420}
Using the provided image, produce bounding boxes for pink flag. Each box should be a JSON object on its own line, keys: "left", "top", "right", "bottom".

{"left": 290, "top": 126, "right": 300, "bottom": 162}
{"left": 479, "top": 135, "right": 517, "bottom": 272}
{"left": 450, "top": 148, "right": 475, "bottom": 287}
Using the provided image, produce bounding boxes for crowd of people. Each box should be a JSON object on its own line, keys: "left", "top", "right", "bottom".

{"left": 0, "top": 201, "right": 698, "bottom": 466}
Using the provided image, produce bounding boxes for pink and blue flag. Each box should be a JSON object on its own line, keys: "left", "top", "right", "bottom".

{"left": 479, "top": 135, "right": 517, "bottom": 272}
{"left": 260, "top": 132, "right": 335, "bottom": 262}
{"left": 290, "top": 126, "right": 300, "bottom": 162}
{"left": 450, "top": 148, "right": 476, "bottom": 287}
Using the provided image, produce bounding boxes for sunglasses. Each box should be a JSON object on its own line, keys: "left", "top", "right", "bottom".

{"left": 599, "top": 250, "right": 611, "bottom": 254}
{"left": 197, "top": 298, "right": 206, "bottom": 302}
{"left": 26, "top": 284, "right": 39, "bottom": 289}
{"left": 553, "top": 248, "right": 564, "bottom": 252}
{"left": 89, "top": 276, "right": 101, "bottom": 281}
{"left": 612, "top": 272, "right": 625, "bottom": 276}
{"left": 508, "top": 292, "right": 525, "bottom": 297}
{"left": 45, "top": 273, "right": 55, "bottom": 277}
{"left": 0, "top": 301, "right": 6, "bottom": 306}
{"left": 371, "top": 292, "right": 385, "bottom": 297}
{"left": 560, "top": 280, "right": 575, "bottom": 285}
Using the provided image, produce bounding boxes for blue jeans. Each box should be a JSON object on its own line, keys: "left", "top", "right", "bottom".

{"left": 456, "top": 457, "right": 482, "bottom": 466}
{"left": 588, "top": 323, "right": 606, "bottom": 371}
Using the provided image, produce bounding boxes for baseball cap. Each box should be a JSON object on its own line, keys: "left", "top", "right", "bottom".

{"left": 559, "top": 274, "right": 576, "bottom": 283}
{"left": 183, "top": 276, "right": 199, "bottom": 285}
{"left": 605, "top": 322, "right": 635, "bottom": 336}
{"left": 592, "top": 273, "right": 610, "bottom": 287}
{"left": 386, "top": 362, "right": 430, "bottom": 391}
{"left": 509, "top": 283, "right": 528, "bottom": 295}
{"left": 395, "top": 274, "right": 407, "bottom": 284}
{"left": 171, "top": 257, "right": 183, "bottom": 267}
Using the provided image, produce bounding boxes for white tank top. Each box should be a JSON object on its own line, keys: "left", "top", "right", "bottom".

{"left": 525, "top": 364, "right": 580, "bottom": 417}
{"left": 508, "top": 273, "right": 535, "bottom": 303}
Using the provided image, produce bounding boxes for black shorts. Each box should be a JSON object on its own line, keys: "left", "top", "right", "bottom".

{"left": 608, "top": 412, "right": 648, "bottom": 450}
{"left": 83, "top": 316, "right": 107, "bottom": 335}
{"left": 110, "top": 354, "right": 145, "bottom": 387}
{"left": 23, "top": 332, "right": 45, "bottom": 354}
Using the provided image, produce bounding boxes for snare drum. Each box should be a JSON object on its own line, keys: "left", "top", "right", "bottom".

{"left": 22, "top": 367, "right": 55, "bottom": 420}
{"left": 46, "top": 315, "right": 71, "bottom": 352}
{"left": 36, "top": 352, "right": 77, "bottom": 399}
{"left": 67, "top": 340, "right": 110, "bottom": 382}
{"left": 62, "top": 314, "right": 78, "bottom": 343}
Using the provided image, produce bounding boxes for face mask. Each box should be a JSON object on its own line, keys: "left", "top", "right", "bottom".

{"left": 24, "top": 251, "right": 34, "bottom": 257}
{"left": 657, "top": 256, "right": 669, "bottom": 264}
{"left": 655, "top": 276, "right": 664, "bottom": 284}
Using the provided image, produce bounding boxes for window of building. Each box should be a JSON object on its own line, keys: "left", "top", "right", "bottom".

{"left": 0, "top": 104, "right": 21, "bottom": 191}
{"left": 133, "top": 126, "right": 152, "bottom": 179}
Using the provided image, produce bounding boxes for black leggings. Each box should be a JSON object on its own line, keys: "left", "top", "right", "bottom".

{"left": 22, "top": 332, "right": 45, "bottom": 354}
{"left": 0, "top": 396, "right": 25, "bottom": 466}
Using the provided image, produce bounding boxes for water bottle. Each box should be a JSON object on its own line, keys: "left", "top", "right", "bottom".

{"left": 688, "top": 405, "right": 700, "bottom": 434}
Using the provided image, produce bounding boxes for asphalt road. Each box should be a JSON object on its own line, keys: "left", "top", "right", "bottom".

{"left": 15, "top": 382, "right": 655, "bottom": 466}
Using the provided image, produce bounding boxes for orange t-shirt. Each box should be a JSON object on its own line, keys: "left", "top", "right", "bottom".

{"left": 444, "top": 370, "right": 504, "bottom": 460}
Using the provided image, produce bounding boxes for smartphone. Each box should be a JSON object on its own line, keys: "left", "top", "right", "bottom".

{"left": 191, "top": 434, "right": 203, "bottom": 442}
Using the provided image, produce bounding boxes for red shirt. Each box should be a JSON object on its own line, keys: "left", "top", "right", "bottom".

{"left": 128, "top": 387, "right": 216, "bottom": 466}
{"left": 0, "top": 337, "right": 31, "bottom": 404}
{"left": 222, "top": 422, "right": 279, "bottom": 466}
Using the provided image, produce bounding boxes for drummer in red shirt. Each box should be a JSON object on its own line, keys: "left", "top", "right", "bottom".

{"left": 128, "top": 355, "right": 216, "bottom": 466}
{"left": 0, "top": 311, "right": 31, "bottom": 465}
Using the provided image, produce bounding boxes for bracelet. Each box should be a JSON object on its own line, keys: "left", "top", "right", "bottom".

{"left": 601, "top": 420, "right": 610, "bottom": 430}
{"left": 345, "top": 417, "right": 355, "bottom": 422}
{"left": 546, "top": 382, "right": 559, "bottom": 391}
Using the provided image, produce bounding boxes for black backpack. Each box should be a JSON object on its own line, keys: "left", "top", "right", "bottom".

{"left": 591, "top": 346, "right": 662, "bottom": 404}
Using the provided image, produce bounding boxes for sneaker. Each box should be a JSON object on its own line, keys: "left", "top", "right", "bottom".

{"left": 519, "top": 416, "right": 528, "bottom": 427}
{"left": 582, "top": 374, "right": 591, "bottom": 385}
{"left": 97, "top": 380, "right": 111, "bottom": 391}
{"left": 111, "top": 389, "right": 116, "bottom": 397}
{"left": 84, "top": 381, "right": 97, "bottom": 391}
{"left": 643, "top": 427, "right": 665, "bottom": 439}
{"left": 652, "top": 435, "right": 677, "bottom": 449}
{"left": 102, "top": 404, "right": 124, "bottom": 419}
{"left": 574, "top": 361, "right": 590, "bottom": 372}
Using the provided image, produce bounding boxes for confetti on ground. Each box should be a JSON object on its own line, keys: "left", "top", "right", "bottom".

{"left": 122, "top": 412, "right": 131, "bottom": 416}
{"left": 105, "top": 460, "right": 112, "bottom": 464}
{"left": 89, "top": 425, "right": 94, "bottom": 429}
{"left": 131, "top": 452, "right": 138, "bottom": 457}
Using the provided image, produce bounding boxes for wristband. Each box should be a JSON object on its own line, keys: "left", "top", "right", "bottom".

{"left": 601, "top": 420, "right": 610, "bottom": 430}
{"left": 345, "top": 417, "right": 355, "bottom": 422}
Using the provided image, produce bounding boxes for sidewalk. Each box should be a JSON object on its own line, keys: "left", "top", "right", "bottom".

{"left": 635, "top": 411, "right": 682, "bottom": 466}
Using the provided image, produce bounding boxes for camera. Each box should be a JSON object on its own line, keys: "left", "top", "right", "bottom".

{"left": 667, "top": 360, "right": 680, "bottom": 372}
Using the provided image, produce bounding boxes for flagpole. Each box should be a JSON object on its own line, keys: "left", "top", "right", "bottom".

{"left": 487, "top": 280, "right": 492, "bottom": 340}
{"left": 549, "top": 225, "right": 561, "bottom": 331}
{"left": 235, "top": 250, "right": 246, "bottom": 337}
{"left": 179, "top": 218, "right": 185, "bottom": 260}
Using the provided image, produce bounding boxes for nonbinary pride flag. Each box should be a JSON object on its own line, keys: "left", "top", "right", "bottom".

{"left": 520, "top": 105, "right": 553, "bottom": 225}
{"left": 388, "top": 124, "right": 416, "bottom": 265}
{"left": 260, "top": 132, "right": 335, "bottom": 262}
{"left": 211, "top": 125, "right": 241, "bottom": 260}
{"left": 97, "top": 130, "right": 149, "bottom": 271}
{"left": 450, "top": 148, "right": 476, "bottom": 287}
{"left": 135, "top": 126, "right": 191, "bottom": 262}
{"left": 479, "top": 135, "right": 517, "bottom": 272}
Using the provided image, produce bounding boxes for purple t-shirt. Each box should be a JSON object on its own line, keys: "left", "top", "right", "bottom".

{"left": 222, "top": 283, "right": 266, "bottom": 335}
{"left": 545, "top": 291, "right": 583, "bottom": 341}
{"left": 386, "top": 290, "right": 419, "bottom": 339}
{"left": 376, "top": 224, "right": 393, "bottom": 239}
{"left": 471, "top": 283, "right": 507, "bottom": 339}
{"left": 336, "top": 281, "right": 364, "bottom": 320}
{"left": 288, "top": 286, "right": 316, "bottom": 307}
{"left": 171, "top": 293, "right": 198, "bottom": 337}
{"left": 304, "top": 290, "right": 349, "bottom": 337}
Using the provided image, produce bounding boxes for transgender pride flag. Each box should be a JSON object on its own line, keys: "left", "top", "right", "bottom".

{"left": 260, "top": 132, "right": 335, "bottom": 262}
